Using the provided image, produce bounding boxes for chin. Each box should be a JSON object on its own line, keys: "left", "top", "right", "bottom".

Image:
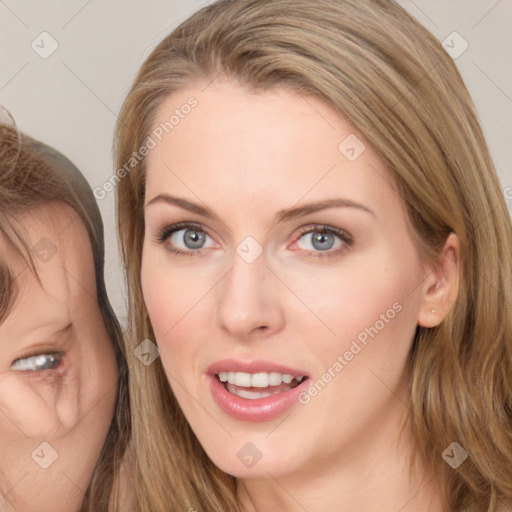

{"left": 193, "top": 428, "right": 303, "bottom": 479}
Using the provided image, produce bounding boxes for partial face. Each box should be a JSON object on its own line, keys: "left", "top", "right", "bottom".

{"left": 0, "top": 203, "right": 118, "bottom": 512}
{"left": 142, "top": 81, "right": 429, "bottom": 479}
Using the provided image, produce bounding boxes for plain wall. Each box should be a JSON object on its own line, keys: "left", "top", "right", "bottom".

{"left": 1, "top": 0, "right": 510, "bottom": 324}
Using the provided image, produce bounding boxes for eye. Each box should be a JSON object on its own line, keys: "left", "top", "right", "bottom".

{"left": 154, "top": 222, "right": 217, "bottom": 256}
{"left": 292, "top": 224, "right": 353, "bottom": 259}
{"left": 11, "top": 352, "right": 64, "bottom": 371}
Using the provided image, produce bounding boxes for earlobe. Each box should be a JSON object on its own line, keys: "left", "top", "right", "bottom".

{"left": 417, "top": 233, "right": 460, "bottom": 328}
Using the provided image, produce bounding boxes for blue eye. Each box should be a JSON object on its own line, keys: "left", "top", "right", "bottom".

{"left": 171, "top": 228, "right": 209, "bottom": 249}
{"left": 155, "top": 222, "right": 216, "bottom": 255}
{"left": 11, "top": 353, "right": 63, "bottom": 371}
{"left": 298, "top": 230, "right": 339, "bottom": 251}
{"left": 295, "top": 225, "right": 352, "bottom": 257}
{"left": 154, "top": 222, "right": 353, "bottom": 260}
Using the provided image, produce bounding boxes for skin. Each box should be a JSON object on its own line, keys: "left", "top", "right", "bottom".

{"left": 0, "top": 203, "right": 118, "bottom": 512}
{"left": 142, "top": 80, "right": 460, "bottom": 512}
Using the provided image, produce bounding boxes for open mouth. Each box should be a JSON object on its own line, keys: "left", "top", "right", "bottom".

{"left": 208, "top": 362, "right": 310, "bottom": 421}
{"left": 216, "top": 371, "right": 308, "bottom": 400}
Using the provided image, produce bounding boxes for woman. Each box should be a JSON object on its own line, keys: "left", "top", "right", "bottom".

{"left": 0, "top": 116, "right": 129, "bottom": 511}
{"left": 114, "top": 0, "right": 512, "bottom": 510}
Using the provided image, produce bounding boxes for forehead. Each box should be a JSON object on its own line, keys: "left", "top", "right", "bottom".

{"left": 148, "top": 82, "right": 343, "bottom": 178}
{"left": 0, "top": 202, "right": 96, "bottom": 339}
{"left": 145, "top": 80, "right": 394, "bottom": 218}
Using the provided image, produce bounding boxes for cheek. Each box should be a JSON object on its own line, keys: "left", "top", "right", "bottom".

{"left": 68, "top": 301, "right": 119, "bottom": 435}
{"left": 94, "top": 320, "right": 120, "bottom": 397}
{"left": 141, "top": 248, "right": 210, "bottom": 370}
{"left": 141, "top": 252, "right": 192, "bottom": 338}
{"left": 285, "top": 245, "right": 422, "bottom": 364}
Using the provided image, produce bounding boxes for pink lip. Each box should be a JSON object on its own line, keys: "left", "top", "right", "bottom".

{"left": 207, "top": 359, "right": 309, "bottom": 422}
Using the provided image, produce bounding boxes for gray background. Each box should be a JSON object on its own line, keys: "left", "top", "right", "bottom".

{"left": 1, "top": 0, "right": 510, "bottom": 324}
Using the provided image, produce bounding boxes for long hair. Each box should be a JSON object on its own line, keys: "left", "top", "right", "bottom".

{"left": 0, "top": 119, "right": 130, "bottom": 511}
{"left": 114, "top": 1, "right": 512, "bottom": 510}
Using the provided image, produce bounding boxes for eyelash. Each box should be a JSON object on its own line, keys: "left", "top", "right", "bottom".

{"left": 11, "top": 351, "right": 65, "bottom": 372}
{"left": 154, "top": 222, "right": 354, "bottom": 260}
{"left": 295, "top": 224, "right": 353, "bottom": 260}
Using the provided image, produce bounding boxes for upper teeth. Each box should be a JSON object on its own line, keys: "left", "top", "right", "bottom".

{"left": 218, "top": 371, "right": 305, "bottom": 388}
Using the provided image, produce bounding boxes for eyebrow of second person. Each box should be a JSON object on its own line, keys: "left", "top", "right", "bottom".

{"left": 145, "top": 193, "right": 376, "bottom": 224}
{"left": 18, "top": 321, "right": 72, "bottom": 340}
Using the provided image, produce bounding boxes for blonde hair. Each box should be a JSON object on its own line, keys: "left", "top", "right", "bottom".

{"left": 0, "top": 120, "right": 130, "bottom": 511}
{"left": 114, "top": 0, "right": 512, "bottom": 510}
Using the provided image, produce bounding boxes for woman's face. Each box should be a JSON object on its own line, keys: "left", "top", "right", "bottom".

{"left": 0, "top": 203, "right": 118, "bottom": 512}
{"left": 142, "top": 80, "right": 433, "bottom": 479}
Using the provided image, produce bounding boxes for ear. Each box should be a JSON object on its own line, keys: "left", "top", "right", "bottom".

{"left": 417, "top": 233, "right": 460, "bottom": 328}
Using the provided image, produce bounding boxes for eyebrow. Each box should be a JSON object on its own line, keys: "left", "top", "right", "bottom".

{"left": 26, "top": 321, "right": 72, "bottom": 337}
{"left": 52, "top": 322, "right": 73, "bottom": 335}
{"left": 145, "top": 193, "right": 376, "bottom": 224}
{"left": 2, "top": 322, "right": 72, "bottom": 348}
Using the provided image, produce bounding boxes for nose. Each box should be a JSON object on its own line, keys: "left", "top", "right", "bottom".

{"left": 215, "top": 251, "right": 285, "bottom": 340}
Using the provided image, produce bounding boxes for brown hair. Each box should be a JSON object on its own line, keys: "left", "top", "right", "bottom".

{"left": 0, "top": 118, "right": 130, "bottom": 511}
{"left": 114, "top": 0, "right": 512, "bottom": 510}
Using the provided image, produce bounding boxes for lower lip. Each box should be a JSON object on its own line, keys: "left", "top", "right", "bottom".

{"left": 208, "top": 374, "right": 307, "bottom": 422}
